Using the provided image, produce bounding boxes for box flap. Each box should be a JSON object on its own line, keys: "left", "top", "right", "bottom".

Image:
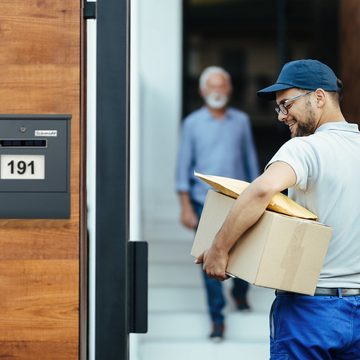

{"left": 195, "top": 172, "right": 317, "bottom": 220}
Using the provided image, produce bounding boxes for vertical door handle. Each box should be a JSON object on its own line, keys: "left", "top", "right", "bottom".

{"left": 128, "top": 241, "right": 148, "bottom": 333}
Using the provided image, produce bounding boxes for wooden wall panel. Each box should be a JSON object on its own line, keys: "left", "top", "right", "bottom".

{"left": 0, "top": 1, "right": 81, "bottom": 359}
{"left": 0, "top": 260, "right": 78, "bottom": 341}
{"left": 0, "top": 343, "right": 77, "bottom": 360}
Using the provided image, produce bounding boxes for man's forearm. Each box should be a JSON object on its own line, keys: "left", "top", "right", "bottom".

{"left": 179, "top": 191, "right": 192, "bottom": 209}
{"left": 212, "top": 161, "right": 297, "bottom": 254}
{"left": 199, "top": 161, "right": 297, "bottom": 280}
{"left": 212, "top": 178, "right": 277, "bottom": 254}
{"left": 178, "top": 191, "right": 198, "bottom": 229}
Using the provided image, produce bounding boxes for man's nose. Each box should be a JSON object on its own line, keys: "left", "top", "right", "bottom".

{"left": 277, "top": 111, "right": 287, "bottom": 122}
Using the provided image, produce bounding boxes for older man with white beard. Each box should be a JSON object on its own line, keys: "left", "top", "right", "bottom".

{"left": 176, "top": 66, "right": 259, "bottom": 341}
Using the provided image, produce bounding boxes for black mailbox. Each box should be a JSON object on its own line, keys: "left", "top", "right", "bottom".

{"left": 0, "top": 114, "right": 71, "bottom": 218}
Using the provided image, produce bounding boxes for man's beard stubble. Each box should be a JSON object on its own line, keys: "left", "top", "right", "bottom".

{"left": 293, "top": 100, "right": 318, "bottom": 137}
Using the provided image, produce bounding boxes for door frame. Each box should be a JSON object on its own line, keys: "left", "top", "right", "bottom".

{"left": 95, "top": 0, "right": 130, "bottom": 358}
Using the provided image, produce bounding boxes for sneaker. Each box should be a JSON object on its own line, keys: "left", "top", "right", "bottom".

{"left": 209, "top": 323, "right": 224, "bottom": 343}
{"left": 234, "top": 297, "right": 251, "bottom": 311}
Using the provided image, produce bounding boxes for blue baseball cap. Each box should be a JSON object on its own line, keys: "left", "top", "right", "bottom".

{"left": 257, "top": 59, "right": 342, "bottom": 100}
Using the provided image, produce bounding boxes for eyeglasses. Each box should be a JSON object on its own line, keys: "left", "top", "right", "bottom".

{"left": 275, "top": 91, "right": 313, "bottom": 115}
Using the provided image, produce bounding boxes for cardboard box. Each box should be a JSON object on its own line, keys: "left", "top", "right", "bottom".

{"left": 191, "top": 189, "right": 332, "bottom": 296}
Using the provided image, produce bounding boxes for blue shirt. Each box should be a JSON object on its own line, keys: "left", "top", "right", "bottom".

{"left": 176, "top": 106, "right": 259, "bottom": 204}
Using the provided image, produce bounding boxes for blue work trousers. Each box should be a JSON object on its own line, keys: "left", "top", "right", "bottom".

{"left": 192, "top": 199, "right": 249, "bottom": 325}
{"left": 270, "top": 292, "right": 360, "bottom": 359}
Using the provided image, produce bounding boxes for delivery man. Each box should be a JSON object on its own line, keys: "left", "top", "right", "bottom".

{"left": 196, "top": 59, "right": 360, "bottom": 359}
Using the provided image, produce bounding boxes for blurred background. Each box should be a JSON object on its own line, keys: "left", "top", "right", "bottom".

{"left": 183, "top": 0, "right": 340, "bottom": 169}
{"left": 129, "top": 1, "right": 360, "bottom": 359}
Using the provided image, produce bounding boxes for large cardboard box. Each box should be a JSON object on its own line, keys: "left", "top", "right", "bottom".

{"left": 191, "top": 189, "right": 333, "bottom": 296}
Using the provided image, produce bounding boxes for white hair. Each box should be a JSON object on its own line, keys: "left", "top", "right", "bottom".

{"left": 199, "top": 66, "right": 232, "bottom": 90}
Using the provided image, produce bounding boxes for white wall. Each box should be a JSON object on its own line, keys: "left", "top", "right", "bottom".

{"left": 138, "top": 0, "right": 193, "bottom": 242}
{"left": 129, "top": 1, "right": 141, "bottom": 358}
{"left": 86, "top": 14, "right": 97, "bottom": 360}
{"left": 88, "top": 1, "right": 187, "bottom": 358}
{"left": 131, "top": 2, "right": 187, "bottom": 358}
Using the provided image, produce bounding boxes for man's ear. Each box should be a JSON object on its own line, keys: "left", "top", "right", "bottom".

{"left": 314, "top": 88, "right": 326, "bottom": 107}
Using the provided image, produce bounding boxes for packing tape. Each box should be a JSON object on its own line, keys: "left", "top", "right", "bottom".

{"left": 280, "top": 222, "right": 306, "bottom": 290}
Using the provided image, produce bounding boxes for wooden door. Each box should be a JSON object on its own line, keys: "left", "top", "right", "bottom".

{"left": 0, "top": 1, "right": 83, "bottom": 359}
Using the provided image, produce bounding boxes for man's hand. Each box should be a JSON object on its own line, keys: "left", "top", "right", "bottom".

{"left": 196, "top": 245, "right": 229, "bottom": 281}
{"left": 181, "top": 206, "right": 198, "bottom": 229}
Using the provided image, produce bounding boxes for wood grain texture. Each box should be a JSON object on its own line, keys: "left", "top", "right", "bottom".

{"left": 0, "top": 1, "right": 82, "bottom": 358}
{"left": 0, "top": 342, "right": 77, "bottom": 360}
{"left": 0, "top": 260, "right": 78, "bottom": 341}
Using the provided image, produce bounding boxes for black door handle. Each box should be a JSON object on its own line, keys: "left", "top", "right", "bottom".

{"left": 128, "top": 241, "right": 148, "bottom": 333}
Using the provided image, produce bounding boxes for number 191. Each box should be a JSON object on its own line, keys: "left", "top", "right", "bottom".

{"left": 8, "top": 160, "right": 35, "bottom": 175}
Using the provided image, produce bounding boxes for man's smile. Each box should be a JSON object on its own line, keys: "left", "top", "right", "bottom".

{"left": 285, "top": 119, "right": 296, "bottom": 131}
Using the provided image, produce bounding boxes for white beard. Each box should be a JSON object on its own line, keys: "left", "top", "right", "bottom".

{"left": 205, "top": 92, "right": 228, "bottom": 109}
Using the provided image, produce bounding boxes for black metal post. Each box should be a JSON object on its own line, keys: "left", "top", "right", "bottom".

{"left": 96, "top": 0, "right": 130, "bottom": 359}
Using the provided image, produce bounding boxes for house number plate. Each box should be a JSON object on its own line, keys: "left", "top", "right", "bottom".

{"left": 0, "top": 155, "right": 45, "bottom": 179}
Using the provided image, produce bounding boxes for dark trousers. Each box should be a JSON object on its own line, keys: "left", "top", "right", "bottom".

{"left": 192, "top": 200, "right": 249, "bottom": 325}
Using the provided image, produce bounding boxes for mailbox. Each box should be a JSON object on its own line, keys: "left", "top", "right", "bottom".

{"left": 0, "top": 114, "right": 71, "bottom": 218}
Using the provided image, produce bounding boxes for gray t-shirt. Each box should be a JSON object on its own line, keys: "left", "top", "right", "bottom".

{"left": 267, "top": 121, "right": 360, "bottom": 288}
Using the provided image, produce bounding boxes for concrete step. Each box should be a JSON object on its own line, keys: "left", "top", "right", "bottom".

{"left": 142, "top": 232, "right": 272, "bottom": 360}
{"left": 149, "top": 262, "right": 202, "bottom": 287}
{"left": 144, "top": 218, "right": 195, "bottom": 242}
{"left": 148, "top": 239, "right": 194, "bottom": 264}
{"left": 149, "top": 286, "right": 207, "bottom": 312}
{"left": 141, "top": 311, "right": 269, "bottom": 341}
{"left": 149, "top": 283, "right": 275, "bottom": 313}
{"left": 139, "top": 340, "right": 269, "bottom": 360}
